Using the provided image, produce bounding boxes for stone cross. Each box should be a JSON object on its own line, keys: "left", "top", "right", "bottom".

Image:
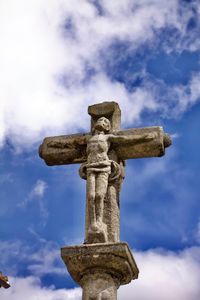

{"left": 39, "top": 101, "right": 171, "bottom": 300}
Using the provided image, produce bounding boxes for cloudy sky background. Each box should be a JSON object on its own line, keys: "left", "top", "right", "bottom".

{"left": 1, "top": 0, "right": 200, "bottom": 299}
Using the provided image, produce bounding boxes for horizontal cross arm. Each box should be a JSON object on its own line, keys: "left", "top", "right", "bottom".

{"left": 39, "top": 127, "right": 171, "bottom": 166}
{"left": 113, "top": 126, "right": 171, "bottom": 160}
{"left": 39, "top": 133, "right": 90, "bottom": 166}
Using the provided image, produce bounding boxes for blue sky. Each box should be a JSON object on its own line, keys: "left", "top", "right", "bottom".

{"left": 0, "top": 0, "right": 200, "bottom": 299}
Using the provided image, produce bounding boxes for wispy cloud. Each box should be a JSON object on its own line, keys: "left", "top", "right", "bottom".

{"left": 0, "top": 172, "right": 13, "bottom": 185}
{"left": 0, "top": 240, "right": 30, "bottom": 276}
{"left": 0, "top": 238, "right": 65, "bottom": 278}
{"left": 19, "top": 179, "right": 48, "bottom": 207}
{"left": 165, "top": 72, "right": 200, "bottom": 116}
{"left": 27, "top": 244, "right": 65, "bottom": 277}
{"left": 19, "top": 179, "right": 47, "bottom": 204}
{"left": 27, "top": 230, "right": 66, "bottom": 277}
{"left": 194, "top": 219, "right": 200, "bottom": 244}
{"left": 30, "top": 180, "right": 48, "bottom": 198}
{"left": 18, "top": 180, "right": 48, "bottom": 225}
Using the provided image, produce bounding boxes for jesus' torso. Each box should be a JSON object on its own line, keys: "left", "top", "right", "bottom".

{"left": 87, "top": 134, "right": 111, "bottom": 165}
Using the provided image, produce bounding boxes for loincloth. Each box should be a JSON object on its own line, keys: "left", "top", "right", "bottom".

{"left": 85, "top": 160, "right": 110, "bottom": 173}
{"left": 79, "top": 160, "right": 122, "bottom": 181}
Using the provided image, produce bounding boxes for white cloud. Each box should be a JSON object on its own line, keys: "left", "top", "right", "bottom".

{"left": 119, "top": 247, "right": 200, "bottom": 300}
{"left": 1, "top": 0, "right": 198, "bottom": 150}
{"left": 1, "top": 276, "right": 81, "bottom": 300}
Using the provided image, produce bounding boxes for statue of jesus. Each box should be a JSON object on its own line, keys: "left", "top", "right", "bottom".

{"left": 79, "top": 117, "right": 155, "bottom": 243}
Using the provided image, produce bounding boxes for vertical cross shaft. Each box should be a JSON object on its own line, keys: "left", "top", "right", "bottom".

{"left": 84, "top": 102, "right": 123, "bottom": 244}
{"left": 62, "top": 102, "right": 138, "bottom": 300}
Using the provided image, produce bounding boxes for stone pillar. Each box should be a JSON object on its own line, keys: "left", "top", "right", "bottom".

{"left": 61, "top": 243, "right": 139, "bottom": 300}
{"left": 82, "top": 272, "right": 119, "bottom": 300}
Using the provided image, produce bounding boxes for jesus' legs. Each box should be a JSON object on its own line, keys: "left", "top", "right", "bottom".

{"left": 87, "top": 172, "right": 97, "bottom": 230}
{"left": 95, "top": 172, "right": 109, "bottom": 226}
{"left": 86, "top": 171, "right": 109, "bottom": 243}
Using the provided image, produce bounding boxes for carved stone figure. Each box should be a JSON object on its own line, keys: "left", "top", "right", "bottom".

{"left": 79, "top": 117, "right": 155, "bottom": 243}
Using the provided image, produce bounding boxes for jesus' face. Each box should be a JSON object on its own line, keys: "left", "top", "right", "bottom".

{"left": 94, "top": 117, "right": 111, "bottom": 133}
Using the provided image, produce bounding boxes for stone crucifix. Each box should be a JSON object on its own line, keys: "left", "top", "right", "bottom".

{"left": 39, "top": 101, "right": 171, "bottom": 300}
{"left": 39, "top": 101, "right": 171, "bottom": 244}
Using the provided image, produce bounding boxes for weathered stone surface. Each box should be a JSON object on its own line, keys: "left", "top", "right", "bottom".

{"left": 39, "top": 127, "right": 171, "bottom": 166}
{"left": 82, "top": 157, "right": 124, "bottom": 245}
{"left": 39, "top": 133, "right": 89, "bottom": 166}
{"left": 61, "top": 242, "right": 139, "bottom": 287}
{"left": 114, "top": 126, "right": 171, "bottom": 159}
{"left": 104, "top": 176, "right": 122, "bottom": 243}
{"left": 82, "top": 272, "right": 118, "bottom": 300}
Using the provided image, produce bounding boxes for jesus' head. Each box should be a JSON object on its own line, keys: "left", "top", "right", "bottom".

{"left": 94, "top": 117, "right": 111, "bottom": 133}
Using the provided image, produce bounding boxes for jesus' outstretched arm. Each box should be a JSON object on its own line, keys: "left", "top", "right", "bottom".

{"left": 108, "top": 132, "right": 157, "bottom": 144}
